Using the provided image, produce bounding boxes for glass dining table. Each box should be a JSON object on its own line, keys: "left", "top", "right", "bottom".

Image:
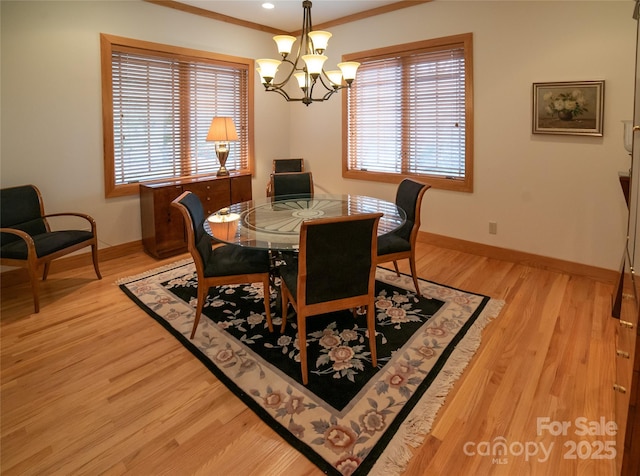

{"left": 204, "top": 194, "right": 406, "bottom": 250}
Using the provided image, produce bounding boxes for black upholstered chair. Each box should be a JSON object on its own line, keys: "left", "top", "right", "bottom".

{"left": 172, "top": 191, "right": 273, "bottom": 338}
{"left": 272, "top": 158, "right": 304, "bottom": 173}
{"left": 266, "top": 158, "right": 305, "bottom": 197}
{"left": 270, "top": 172, "right": 314, "bottom": 201}
{"left": 279, "top": 212, "right": 382, "bottom": 385}
{"left": 0, "top": 184, "right": 102, "bottom": 313}
{"left": 376, "top": 179, "right": 431, "bottom": 297}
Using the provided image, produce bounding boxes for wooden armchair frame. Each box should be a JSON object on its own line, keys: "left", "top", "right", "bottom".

{"left": 0, "top": 184, "right": 101, "bottom": 313}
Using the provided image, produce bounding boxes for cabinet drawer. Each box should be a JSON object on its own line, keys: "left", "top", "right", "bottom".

{"left": 184, "top": 180, "right": 231, "bottom": 215}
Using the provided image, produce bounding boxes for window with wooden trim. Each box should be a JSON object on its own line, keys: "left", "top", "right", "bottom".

{"left": 100, "top": 34, "right": 254, "bottom": 198}
{"left": 342, "top": 33, "right": 473, "bottom": 192}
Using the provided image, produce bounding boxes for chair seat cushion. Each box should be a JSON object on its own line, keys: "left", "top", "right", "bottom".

{"left": 204, "top": 244, "right": 270, "bottom": 277}
{"left": 0, "top": 230, "right": 94, "bottom": 259}
{"left": 377, "top": 232, "right": 411, "bottom": 256}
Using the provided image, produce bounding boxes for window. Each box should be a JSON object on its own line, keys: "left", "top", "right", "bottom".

{"left": 100, "top": 34, "right": 254, "bottom": 197}
{"left": 342, "top": 33, "right": 473, "bottom": 192}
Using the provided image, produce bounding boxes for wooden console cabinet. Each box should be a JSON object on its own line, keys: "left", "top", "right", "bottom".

{"left": 139, "top": 173, "right": 252, "bottom": 258}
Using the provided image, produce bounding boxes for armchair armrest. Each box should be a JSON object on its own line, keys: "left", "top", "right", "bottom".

{"left": 0, "top": 227, "right": 38, "bottom": 261}
{"left": 42, "top": 212, "right": 98, "bottom": 234}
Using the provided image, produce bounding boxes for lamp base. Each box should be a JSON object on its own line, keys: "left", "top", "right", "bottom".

{"left": 216, "top": 148, "right": 230, "bottom": 176}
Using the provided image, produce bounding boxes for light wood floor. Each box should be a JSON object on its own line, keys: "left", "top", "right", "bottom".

{"left": 1, "top": 242, "right": 619, "bottom": 475}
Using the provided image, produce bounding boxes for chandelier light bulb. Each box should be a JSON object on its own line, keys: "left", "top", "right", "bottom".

{"left": 308, "top": 30, "right": 332, "bottom": 54}
{"left": 325, "top": 70, "right": 343, "bottom": 87}
{"left": 338, "top": 61, "right": 360, "bottom": 84}
{"left": 302, "top": 54, "right": 327, "bottom": 77}
{"left": 273, "top": 35, "right": 296, "bottom": 57}
{"left": 294, "top": 72, "right": 308, "bottom": 90}
{"left": 256, "top": 58, "right": 281, "bottom": 83}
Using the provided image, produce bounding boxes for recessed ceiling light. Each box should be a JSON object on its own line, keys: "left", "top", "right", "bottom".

{"left": 262, "top": 3, "right": 275, "bottom": 9}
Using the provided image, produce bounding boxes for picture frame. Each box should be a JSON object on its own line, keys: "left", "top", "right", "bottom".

{"left": 532, "top": 80, "right": 604, "bottom": 136}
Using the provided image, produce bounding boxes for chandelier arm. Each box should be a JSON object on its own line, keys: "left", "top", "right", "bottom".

{"left": 265, "top": 85, "right": 293, "bottom": 101}
{"left": 268, "top": 58, "right": 301, "bottom": 90}
{"left": 317, "top": 72, "right": 340, "bottom": 93}
{"left": 320, "top": 87, "right": 339, "bottom": 102}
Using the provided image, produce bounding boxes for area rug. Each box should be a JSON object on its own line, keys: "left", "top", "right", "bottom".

{"left": 118, "top": 259, "right": 504, "bottom": 476}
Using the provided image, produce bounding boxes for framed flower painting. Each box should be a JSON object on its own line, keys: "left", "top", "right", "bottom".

{"left": 532, "top": 80, "right": 605, "bottom": 136}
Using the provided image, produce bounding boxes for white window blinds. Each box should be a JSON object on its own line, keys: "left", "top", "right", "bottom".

{"left": 102, "top": 34, "right": 252, "bottom": 196}
{"left": 345, "top": 34, "right": 472, "bottom": 191}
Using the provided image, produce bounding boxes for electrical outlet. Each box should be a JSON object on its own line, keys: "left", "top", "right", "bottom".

{"left": 489, "top": 221, "right": 497, "bottom": 235}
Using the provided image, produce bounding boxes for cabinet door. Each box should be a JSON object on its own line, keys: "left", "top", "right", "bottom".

{"left": 184, "top": 179, "right": 231, "bottom": 216}
{"left": 231, "top": 174, "right": 252, "bottom": 204}
{"left": 141, "top": 184, "right": 186, "bottom": 257}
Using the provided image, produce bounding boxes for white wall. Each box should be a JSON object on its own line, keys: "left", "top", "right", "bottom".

{"left": 290, "top": 0, "right": 636, "bottom": 270}
{"left": 0, "top": 0, "right": 290, "bottom": 248}
{"left": 1, "top": 0, "right": 636, "bottom": 271}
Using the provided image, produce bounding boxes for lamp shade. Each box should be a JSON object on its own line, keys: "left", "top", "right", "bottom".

{"left": 207, "top": 117, "right": 238, "bottom": 142}
{"left": 256, "top": 58, "right": 281, "bottom": 82}
{"left": 337, "top": 61, "right": 360, "bottom": 82}
{"left": 273, "top": 35, "right": 296, "bottom": 56}
{"left": 308, "top": 30, "right": 332, "bottom": 53}
{"left": 302, "top": 54, "right": 327, "bottom": 76}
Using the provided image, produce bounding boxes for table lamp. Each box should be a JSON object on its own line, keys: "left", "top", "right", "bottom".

{"left": 207, "top": 117, "right": 238, "bottom": 176}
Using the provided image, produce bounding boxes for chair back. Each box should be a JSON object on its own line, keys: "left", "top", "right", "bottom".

{"left": 171, "top": 191, "right": 212, "bottom": 273}
{"left": 394, "top": 179, "right": 431, "bottom": 241}
{"left": 273, "top": 158, "right": 304, "bottom": 173}
{"left": 271, "top": 172, "right": 314, "bottom": 200}
{"left": 298, "top": 213, "right": 382, "bottom": 305}
{"left": 0, "top": 184, "right": 48, "bottom": 246}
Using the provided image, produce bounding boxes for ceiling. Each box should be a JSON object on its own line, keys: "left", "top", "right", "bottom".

{"left": 175, "top": 1, "right": 408, "bottom": 32}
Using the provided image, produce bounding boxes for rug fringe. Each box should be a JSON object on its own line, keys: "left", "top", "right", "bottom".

{"left": 369, "top": 298, "right": 505, "bottom": 476}
{"left": 115, "top": 258, "right": 194, "bottom": 285}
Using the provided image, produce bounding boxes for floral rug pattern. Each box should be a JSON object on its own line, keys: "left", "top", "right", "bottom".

{"left": 118, "top": 260, "right": 503, "bottom": 476}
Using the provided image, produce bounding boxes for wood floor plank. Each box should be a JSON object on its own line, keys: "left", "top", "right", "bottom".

{"left": 1, "top": 244, "right": 619, "bottom": 475}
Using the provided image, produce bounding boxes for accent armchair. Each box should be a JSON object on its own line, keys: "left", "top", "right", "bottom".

{"left": 172, "top": 191, "right": 273, "bottom": 339}
{"left": 0, "top": 184, "right": 102, "bottom": 313}
{"left": 279, "top": 212, "right": 382, "bottom": 385}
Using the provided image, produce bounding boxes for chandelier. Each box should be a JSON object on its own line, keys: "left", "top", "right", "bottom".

{"left": 256, "top": 1, "right": 360, "bottom": 106}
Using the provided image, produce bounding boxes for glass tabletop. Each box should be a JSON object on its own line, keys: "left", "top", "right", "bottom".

{"left": 204, "top": 194, "right": 406, "bottom": 251}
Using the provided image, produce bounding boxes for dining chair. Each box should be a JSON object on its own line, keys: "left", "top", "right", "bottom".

{"left": 0, "top": 184, "right": 102, "bottom": 313}
{"left": 376, "top": 179, "right": 431, "bottom": 297}
{"left": 266, "top": 158, "right": 305, "bottom": 197}
{"left": 172, "top": 191, "right": 273, "bottom": 338}
{"left": 279, "top": 212, "right": 383, "bottom": 385}
{"left": 270, "top": 171, "right": 314, "bottom": 201}
{"left": 272, "top": 158, "right": 304, "bottom": 173}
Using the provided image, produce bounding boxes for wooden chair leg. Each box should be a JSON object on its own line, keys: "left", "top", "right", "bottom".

{"left": 190, "top": 285, "right": 208, "bottom": 339}
{"left": 298, "top": 315, "right": 308, "bottom": 385}
{"left": 91, "top": 244, "right": 102, "bottom": 279}
{"left": 367, "top": 303, "right": 377, "bottom": 367}
{"left": 27, "top": 265, "right": 40, "bottom": 313}
{"left": 409, "top": 254, "right": 421, "bottom": 297}
{"left": 42, "top": 262, "right": 51, "bottom": 280}
{"left": 263, "top": 275, "right": 273, "bottom": 332}
{"left": 392, "top": 260, "right": 400, "bottom": 277}
{"left": 280, "top": 286, "right": 289, "bottom": 333}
